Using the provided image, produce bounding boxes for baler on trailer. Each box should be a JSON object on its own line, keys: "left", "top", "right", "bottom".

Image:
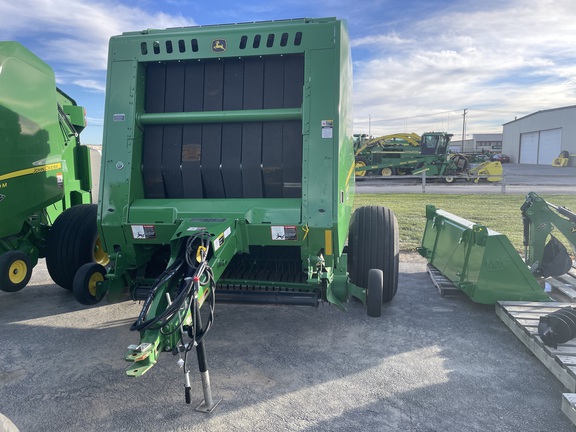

{"left": 76, "top": 18, "right": 399, "bottom": 408}
{"left": 0, "top": 42, "right": 104, "bottom": 294}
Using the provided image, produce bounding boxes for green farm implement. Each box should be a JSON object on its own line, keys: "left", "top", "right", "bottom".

{"left": 354, "top": 131, "right": 502, "bottom": 182}
{"left": 0, "top": 42, "right": 102, "bottom": 293}
{"left": 418, "top": 192, "right": 576, "bottom": 304}
{"left": 75, "top": 18, "right": 399, "bottom": 408}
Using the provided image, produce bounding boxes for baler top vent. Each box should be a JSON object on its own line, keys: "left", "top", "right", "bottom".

{"left": 139, "top": 32, "right": 303, "bottom": 57}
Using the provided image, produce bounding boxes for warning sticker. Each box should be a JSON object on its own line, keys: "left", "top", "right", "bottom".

{"left": 213, "top": 226, "right": 232, "bottom": 251}
{"left": 321, "top": 120, "right": 333, "bottom": 139}
{"left": 271, "top": 226, "right": 298, "bottom": 241}
{"left": 131, "top": 225, "right": 156, "bottom": 239}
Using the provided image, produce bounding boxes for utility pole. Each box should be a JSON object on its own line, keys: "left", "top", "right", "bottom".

{"left": 462, "top": 109, "right": 468, "bottom": 151}
{"left": 368, "top": 113, "right": 371, "bottom": 137}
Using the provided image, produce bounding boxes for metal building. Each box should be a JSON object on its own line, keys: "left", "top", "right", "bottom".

{"left": 450, "top": 133, "right": 502, "bottom": 153}
{"left": 502, "top": 105, "right": 576, "bottom": 165}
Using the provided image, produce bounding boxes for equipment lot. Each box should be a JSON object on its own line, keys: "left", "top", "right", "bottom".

{"left": 2, "top": 163, "right": 576, "bottom": 431}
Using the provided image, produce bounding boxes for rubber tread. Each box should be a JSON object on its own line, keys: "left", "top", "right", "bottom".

{"left": 347, "top": 206, "right": 399, "bottom": 302}
{"left": 45, "top": 204, "right": 99, "bottom": 290}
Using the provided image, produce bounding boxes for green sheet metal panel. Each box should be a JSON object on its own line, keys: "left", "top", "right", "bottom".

{"left": 0, "top": 42, "right": 91, "bottom": 241}
{"left": 418, "top": 205, "right": 550, "bottom": 304}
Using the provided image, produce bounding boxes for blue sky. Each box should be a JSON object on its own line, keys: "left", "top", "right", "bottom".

{"left": 2, "top": 0, "right": 575, "bottom": 144}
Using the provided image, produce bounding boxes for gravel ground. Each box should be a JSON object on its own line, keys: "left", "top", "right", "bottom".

{"left": 1, "top": 254, "right": 573, "bottom": 432}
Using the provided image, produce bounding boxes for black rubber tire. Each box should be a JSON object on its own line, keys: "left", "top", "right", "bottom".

{"left": 46, "top": 204, "right": 102, "bottom": 290}
{"left": 366, "top": 269, "right": 383, "bottom": 317}
{"left": 73, "top": 262, "right": 106, "bottom": 305}
{"left": 0, "top": 251, "right": 33, "bottom": 292}
{"left": 347, "top": 205, "right": 399, "bottom": 303}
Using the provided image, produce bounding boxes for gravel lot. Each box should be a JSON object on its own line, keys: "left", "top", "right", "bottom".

{"left": 1, "top": 254, "right": 574, "bottom": 431}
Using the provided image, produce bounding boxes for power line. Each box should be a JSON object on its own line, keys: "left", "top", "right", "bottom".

{"left": 360, "top": 109, "right": 463, "bottom": 124}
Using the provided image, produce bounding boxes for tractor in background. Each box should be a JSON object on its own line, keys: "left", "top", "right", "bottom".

{"left": 354, "top": 131, "right": 502, "bottom": 182}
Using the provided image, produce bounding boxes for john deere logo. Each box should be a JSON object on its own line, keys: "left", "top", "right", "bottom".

{"left": 211, "top": 39, "right": 227, "bottom": 53}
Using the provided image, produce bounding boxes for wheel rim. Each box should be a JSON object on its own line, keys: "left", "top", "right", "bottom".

{"left": 396, "top": 168, "right": 408, "bottom": 175}
{"left": 9, "top": 260, "right": 27, "bottom": 284}
{"left": 381, "top": 168, "right": 393, "bottom": 176}
{"left": 445, "top": 176, "right": 454, "bottom": 183}
{"left": 355, "top": 161, "right": 366, "bottom": 177}
{"left": 93, "top": 237, "right": 110, "bottom": 266}
{"left": 88, "top": 272, "right": 104, "bottom": 297}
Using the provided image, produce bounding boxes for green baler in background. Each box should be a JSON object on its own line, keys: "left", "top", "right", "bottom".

{"left": 0, "top": 42, "right": 105, "bottom": 293}
{"left": 74, "top": 18, "right": 399, "bottom": 408}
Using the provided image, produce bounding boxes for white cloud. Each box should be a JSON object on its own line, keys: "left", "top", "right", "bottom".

{"left": 352, "top": 0, "right": 576, "bottom": 138}
{"left": 2, "top": 1, "right": 195, "bottom": 83}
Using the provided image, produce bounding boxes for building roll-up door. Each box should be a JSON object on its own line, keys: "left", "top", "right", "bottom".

{"left": 538, "top": 128, "right": 562, "bottom": 165}
{"left": 519, "top": 132, "right": 538, "bottom": 164}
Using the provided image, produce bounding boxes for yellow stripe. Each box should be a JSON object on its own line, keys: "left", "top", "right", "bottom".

{"left": 345, "top": 161, "right": 355, "bottom": 188}
{"left": 0, "top": 162, "right": 62, "bottom": 182}
{"left": 325, "top": 230, "right": 333, "bottom": 256}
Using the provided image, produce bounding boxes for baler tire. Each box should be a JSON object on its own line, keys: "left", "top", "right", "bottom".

{"left": 73, "top": 263, "right": 107, "bottom": 305}
{"left": 347, "top": 205, "right": 399, "bottom": 303}
{"left": 366, "top": 269, "right": 383, "bottom": 317}
{"left": 0, "top": 251, "right": 33, "bottom": 292}
{"left": 46, "top": 204, "right": 107, "bottom": 290}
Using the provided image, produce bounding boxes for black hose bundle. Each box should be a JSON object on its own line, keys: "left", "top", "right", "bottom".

{"left": 130, "top": 232, "right": 216, "bottom": 337}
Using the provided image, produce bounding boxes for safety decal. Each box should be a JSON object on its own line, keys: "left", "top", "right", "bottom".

{"left": 213, "top": 226, "right": 232, "bottom": 252}
{"left": 131, "top": 225, "right": 156, "bottom": 239}
{"left": 271, "top": 226, "right": 298, "bottom": 241}
{"left": 213, "top": 232, "right": 225, "bottom": 251}
{"left": 321, "top": 120, "right": 333, "bottom": 139}
{"left": 187, "top": 226, "right": 207, "bottom": 232}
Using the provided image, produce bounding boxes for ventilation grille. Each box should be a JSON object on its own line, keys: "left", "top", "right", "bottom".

{"left": 140, "top": 32, "right": 303, "bottom": 56}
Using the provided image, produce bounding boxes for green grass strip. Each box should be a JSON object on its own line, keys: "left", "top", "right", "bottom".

{"left": 353, "top": 194, "right": 576, "bottom": 253}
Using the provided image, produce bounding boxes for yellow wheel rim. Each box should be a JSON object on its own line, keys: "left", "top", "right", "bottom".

{"left": 396, "top": 168, "right": 408, "bottom": 175}
{"left": 381, "top": 167, "right": 393, "bottom": 176}
{"left": 93, "top": 237, "right": 110, "bottom": 266}
{"left": 88, "top": 272, "right": 104, "bottom": 297}
{"left": 9, "top": 260, "right": 27, "bottom": 284}
{"left": 355, "top": 161, "right": 367, "bottom": 177}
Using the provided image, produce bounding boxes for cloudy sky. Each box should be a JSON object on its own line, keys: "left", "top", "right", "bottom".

{"left": 2, "top": 0, "right": 575, "bottom": 144}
